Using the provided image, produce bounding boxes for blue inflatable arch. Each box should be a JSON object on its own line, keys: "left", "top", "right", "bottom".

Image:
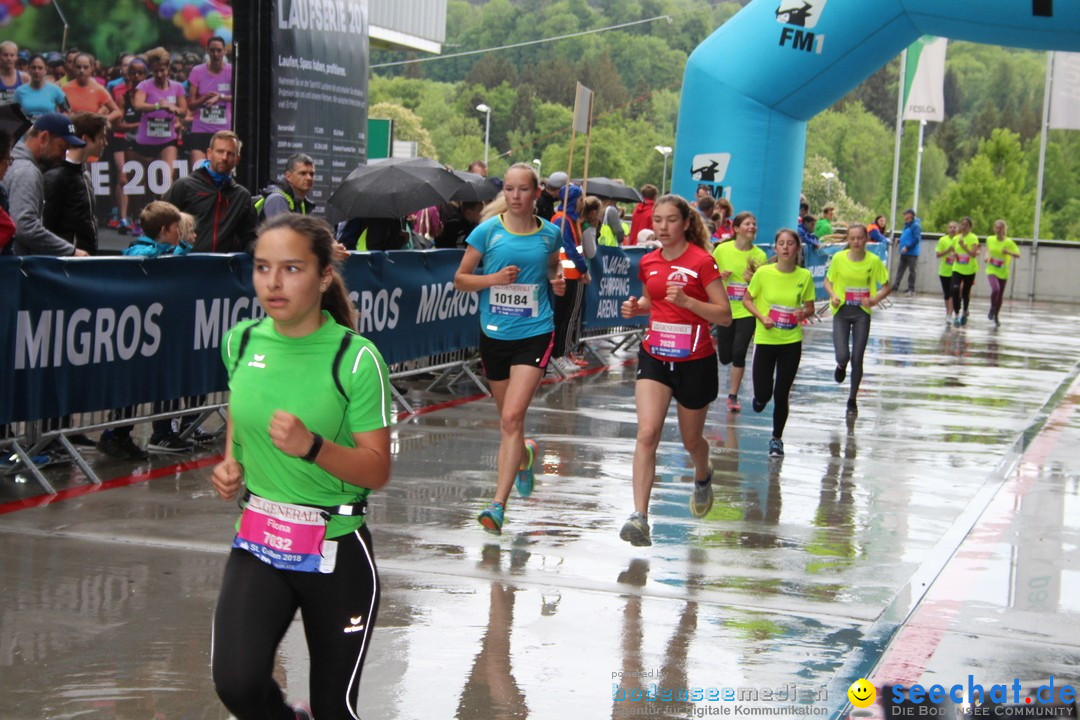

{"left": 673, "top": 0, "right": 1080, "bottom": 236}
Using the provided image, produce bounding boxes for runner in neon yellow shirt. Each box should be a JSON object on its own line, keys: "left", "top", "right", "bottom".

{"left": 985, "top": 219, "right": 1020, "bottom": 327}
{"left": 824, "top": 223, "right": 892, "bottom": 416}
{"left": 744, "top": 228, "right": 816, "bottom": 458}
{"left": 210, "top": 214, "right": 392, "bottom": 719}
{"left": 950, "top": 216, "right": 980, "bottom": 326}
{"left": 712, "top": 211, "right": 768, "bottom": 413}
{"left": 936, "top": 221, "right": 960, "bottom": 325}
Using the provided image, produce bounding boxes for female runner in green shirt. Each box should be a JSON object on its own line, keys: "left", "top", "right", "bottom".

{"left": 210, "top": 214, "right": 392, "bottom": 720}
{"left": 824, "top": 223, "right": 892, "bottom": 416}
{"left": 985, "top": 219, "right": 1020, "bottom": 326}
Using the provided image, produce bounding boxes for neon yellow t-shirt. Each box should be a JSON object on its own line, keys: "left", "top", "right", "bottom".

{"left": 952, "top": 232, "right": 980, "bottom": 276}
{"left": 221, "top": 313, "right": 393, "bottom": 538}
{"left": 712, "top": 241, "right": 768, "bottom": 320}
{"left": 825, "top": 249, "right": 889, "bottom": 316}
{"left": 936, "top": 235, "right": 956, "bottom": 277}
{"left": 746, "top": 264, "right": 815, "bottom": 345}
{"left": 985, "top": 235, "right": 1019, "bottom": 280}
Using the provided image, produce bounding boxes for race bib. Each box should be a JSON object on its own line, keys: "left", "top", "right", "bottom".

{"left": 648, "top": 320, "right": 693, "bottom": 359}
{"left": 146, "top": 116, "right": 172, "bottom": 138}
{"left": 201, "top": 103, "right": 228, "bottom": 125}
{"left": 768, "top": 305, "right": 799, "bottom": 331}
{"left": 490, "top": 283, "right": 539, "bottom": 317}
{"left": 945, "top": 256, "right": 955, "bottom": 265}
{"left": 957, "top": 254, "right": 971, "bottom": 264}
{"left": 233, "top": 495, "right": 334, "bottom": 573}
{"left": 988, "top": 257, "right": 1005, "bottom": 268}
{"left": 845, "top": 286, "right": 870, "bottom": 306}
{"left": 726, "top": 282, "right": 748, "bottom": 302}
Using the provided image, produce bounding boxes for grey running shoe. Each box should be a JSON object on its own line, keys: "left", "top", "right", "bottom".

{"left": 619, "top": 511, "right": 652, "bottom": 547}
{"left": 690, "top": 474, "right": 714, "bottom": 517}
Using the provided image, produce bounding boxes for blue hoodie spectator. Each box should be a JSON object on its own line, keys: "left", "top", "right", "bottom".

{"left": 553, "top": 183, "right": 589, "bottom": 275}
{"left": 899, "top": 212, "right": 921, "bottom": 256}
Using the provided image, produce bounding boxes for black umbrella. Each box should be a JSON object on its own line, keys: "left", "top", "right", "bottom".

{"left": 451, "top": 170, "right": 500, "bottom": 203}
{"left": 0, "top": 102, "right": 32, "bottom": 141}
{"left": 328, "top": 157, "right": 466, "bottom": 220}
{"left": 581, "top": 177, "right": 641, "bottom": 203}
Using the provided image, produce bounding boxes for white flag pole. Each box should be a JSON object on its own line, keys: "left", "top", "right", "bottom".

{"left": 888, "top": 49, "right": 907, "bottom": 274}
{"left": 913, "top": 120, "right": 926, "bottom": 214}
{"left": 1029, "top": 52, "right": 1053, "bottom": 301}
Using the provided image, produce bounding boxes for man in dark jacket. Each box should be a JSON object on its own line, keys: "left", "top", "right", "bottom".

{"left": 256, "top": 152, "right": 316, "bottom": 220}
{"left": 43, "top": 111, "right": 107, "bottom": 254}
{"left": 163, "top": 130, "right": 256, "bottom": 253}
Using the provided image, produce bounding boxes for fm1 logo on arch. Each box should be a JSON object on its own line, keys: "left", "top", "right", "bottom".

{"left": 776, "top": 0, "right": 827, "bottom": 54}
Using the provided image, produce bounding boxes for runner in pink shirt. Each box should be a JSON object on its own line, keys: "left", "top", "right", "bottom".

{"left": 186, "top": 37, "right": 233, "bottom": 166}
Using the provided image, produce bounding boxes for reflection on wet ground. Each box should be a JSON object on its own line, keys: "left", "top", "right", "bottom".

{"left": 1, "top": 296, "right": 1079, "bottom": 719}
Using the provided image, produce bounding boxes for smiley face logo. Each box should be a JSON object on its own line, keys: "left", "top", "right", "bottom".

{"left": 848, "top": 678, "right": 877, "bottom": 708}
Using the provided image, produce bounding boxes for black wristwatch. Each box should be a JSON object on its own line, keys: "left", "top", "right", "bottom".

{"left": 301, "top": 433, "right": 324, "bottom": 463}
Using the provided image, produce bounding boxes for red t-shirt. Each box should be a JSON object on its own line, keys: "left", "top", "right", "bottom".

{"left": 639, "top": 243, "right": 722, "bottom": 361}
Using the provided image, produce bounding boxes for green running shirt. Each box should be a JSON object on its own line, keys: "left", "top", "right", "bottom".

{"left": 221, "top": 312, "right": 392, "bottom": 537}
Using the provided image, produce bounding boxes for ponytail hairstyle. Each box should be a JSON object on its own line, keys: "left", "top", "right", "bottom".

{"left": 257, "top": 214, "right": 357, "bottom": 331}
{"left": 655, "top": 193, "right": 710, "bottom": 251}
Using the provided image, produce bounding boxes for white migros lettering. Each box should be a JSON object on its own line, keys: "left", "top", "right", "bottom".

{"left": 14, "top": 304, "right": 163, "bottom": 370}
{"left": 194, "top": 297, "right": 263, "bottom": 351}
{"left": 277, "top": 0, "right": 365, "bottom": 34}
{"left": 416, "top": 282, "right": 480, "bottom": 324}
{"left": 350, "top": 288, "right": 402, "bottom": 333}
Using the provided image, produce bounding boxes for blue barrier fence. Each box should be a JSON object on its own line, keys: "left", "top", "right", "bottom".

{"left": 2, "top": 246, "right": 649, "bottom": 424}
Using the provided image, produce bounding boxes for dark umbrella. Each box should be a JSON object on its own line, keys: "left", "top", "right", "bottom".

{"left": 451, "top": 170, "right": 500, "bottom": 203}
{"left": 328, "top": 157, "right": 466, "bottom": 220}
{"left": 0, "top": 102, "right": 32, "bottom": 141}
{"left": 580, "top": 177, "right": 642, "bottom": 203}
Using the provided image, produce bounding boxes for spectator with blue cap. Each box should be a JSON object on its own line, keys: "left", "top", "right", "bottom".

{"left": 3, "top": 113, "right": 89, "bottom": 256}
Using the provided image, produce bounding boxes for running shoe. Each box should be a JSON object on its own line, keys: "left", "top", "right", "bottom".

{"left": 478, "top": 501, "right": 505, "bottom": 535}
{"left": 988, "top": 310, "right": 994, "bottom": 320}
{"left": 994, "top": 315, "right": 1000, "bottom": 327}
{"left": 106, "top": 207, "right": 121, "bottom": 229}
{"left": 768, "top": 438, "right": 785, "bottom": 457}
{"left": 569, "top": 353, "right": 589, "bottom": 367}
{"left": 726, "top": 395, "right": 741, "bottom": 413}
{"left": 118, "top": 217, "right": 133, "bottom": 235}
{"left": 515, "top": 438, "right": 537, "bottom": 498}
{"left": 0, "top": 453, "right": 52, "bottom": 471}
{"left": 960, "top": 314, "right": 969, "bottom": 326}
{"left": 689, "top": 473, "right": 714, "bottom": 517}
{"left": 953, "top": 315, "right": 962, "bottom": 327}
{"left": 834, "top": 365, "right": 846, "bottom": 383}
{"left": 846, "top": 399, "right": 858, "bottom": 416}
{"left": 619, "top": 511, "right": 651, "bottom": 547}
{"left": 148, "top": 433, "right": 194, "bottom": 453}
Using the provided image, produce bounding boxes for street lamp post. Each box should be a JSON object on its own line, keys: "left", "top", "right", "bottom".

{"left": 654, "top": 145, "right": 672, "bottom": 195}
{"left": 532, "top": 158, "right": 542, "bottom": 178}
{"left": 820, "top": 171, "right": 836, "bottom": 199}
{"left": 476, "top": 103, "right": 492, "bottom": 166}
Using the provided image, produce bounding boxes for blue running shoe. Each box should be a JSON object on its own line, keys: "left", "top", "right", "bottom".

{"left": 768, "top": 438, "right": 785, "bottom": 458}
{"left": 478, "top": 501, "right": 505, "bottom": 535}
{"left": 515, "top": 438, "right": 537, "bottom": 497}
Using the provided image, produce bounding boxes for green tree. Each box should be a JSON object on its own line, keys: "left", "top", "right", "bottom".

{"left": 925, "top": 129, "right": 1034, "bottom": 236}
{"left": 802, "top": 155, "right": 870, "bottom": 227}
{"left": 805, "top": 102, "right": 892, "bottom": 209}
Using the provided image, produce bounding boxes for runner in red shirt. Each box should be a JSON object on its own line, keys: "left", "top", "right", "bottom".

{"left": 618, "top": 194, "right": 733, "bottom": 546}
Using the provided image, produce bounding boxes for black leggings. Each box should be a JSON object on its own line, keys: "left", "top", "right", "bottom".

{"left": 716, "top": 316, "right": 756, "bottom": 368}
{"left": 752, "top": 342, "right": 802, "bottom": 439}
{"left": 832, "top": 305, "right": 870, "bottom": 401}
{"left": 212, "top": 525, "right": 380, "bottom": 720}
{"left": 951, "top": 273, "right": 975, "bottom": 315}
{"left": 940, "top": 275, "right": 960, "bottom": 310}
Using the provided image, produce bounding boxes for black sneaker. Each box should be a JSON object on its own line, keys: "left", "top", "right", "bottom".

{"left": 184, "top": 428, "right": 219, "bottom": 444}
{"left": 100, "top": 431, "right": 150, "bottom": 461}
{"left": 148, "top": 433, "right": 194, "bottom": 453}
{"left": 834, "top": 365, "right": 846, "bottom": 383}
